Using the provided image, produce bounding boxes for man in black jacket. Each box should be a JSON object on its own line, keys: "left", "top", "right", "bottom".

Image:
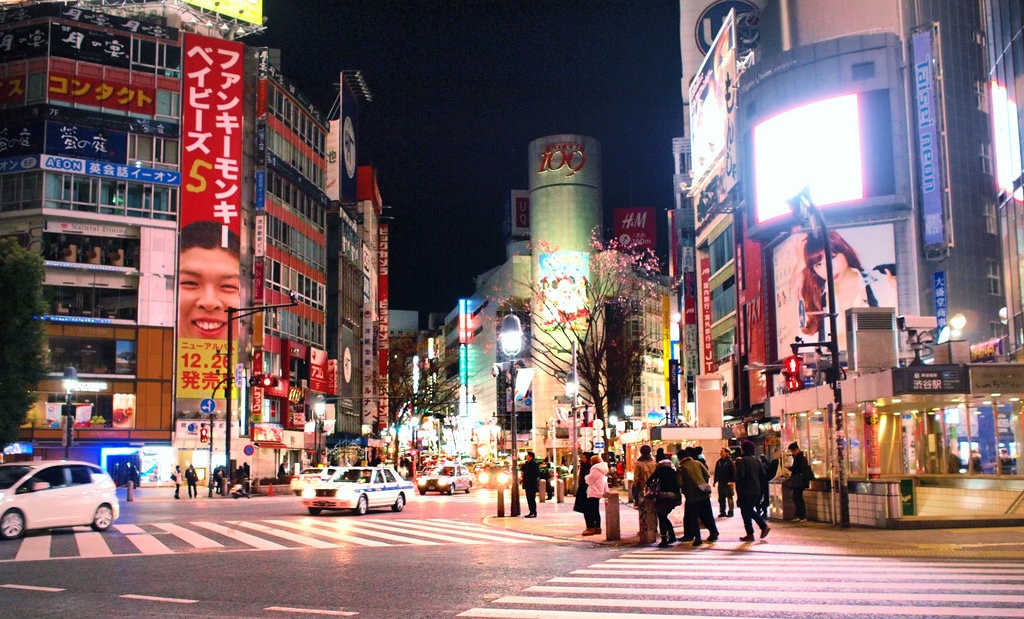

{"left": 787, "top": 442, "right": 813, "bottom": 521}
{"left": 521, "top": 451, "right": 540, "bottom": 518}
{"left": 713, "top": 447, "right": 735, "bottom": 517}
{"left": 735, "top": 440, "right": 770, "bottom": 541}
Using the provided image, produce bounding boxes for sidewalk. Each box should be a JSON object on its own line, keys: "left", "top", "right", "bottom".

{"left": 482, "top": 490, "right": 1024, "bottom": 560}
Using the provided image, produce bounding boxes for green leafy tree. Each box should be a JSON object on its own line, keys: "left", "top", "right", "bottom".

{"left": 0, "top": 239, "right": 46, "bottom": 449}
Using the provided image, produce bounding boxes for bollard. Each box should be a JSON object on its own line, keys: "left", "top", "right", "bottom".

{"left": 556, "top": 478, "right": 565, "bottom": 503}
{"left": 126, "top": 480, "right": 134, "bottom": 502}
{"left": 497, "top": 487, "right": 506, "bottom": 517}
{"left": 538, "top": 479, "right": 547, "bottom": 503}
{"left": 268, "top": 482, "right": 274, "bottom": 497}
{"left": 220, "top": 477, "right": 229, "bottom": 497}
{"left": 604, "top": 492, "right": 620, "bottom": 541}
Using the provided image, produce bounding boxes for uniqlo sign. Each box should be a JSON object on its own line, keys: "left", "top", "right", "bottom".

{"left": 181, "top": 33, "right": 243, "bottom": 233}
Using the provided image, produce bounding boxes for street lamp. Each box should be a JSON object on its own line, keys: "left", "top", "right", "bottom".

{"left": 313, "top": 396, "right": 326, "bottom": 467}
{"left": 787, "top": 188, "right": 849, "bottom": 528}
{"left": 498, "top": 313, "right": 523, "bottom": 517}
{"left": 62, "top": 366, "right": 78, "bottom": 460}
{"left": 564, "top": 341, "right": 581, "bottom": 493}
{"left": 222, "top": 293, "right": 298, "bottom": 490}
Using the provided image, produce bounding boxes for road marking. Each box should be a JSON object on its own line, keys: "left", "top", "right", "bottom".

{"left": 368, "top": 519, "right": 485, "bottom": 544}
{"left": 191, "top": 521, "right": 289, "bottom": 550}
{"left": 234, "top": 521, "right": 338, "bottom": 548}
{"left": 114, "top": 524, "right": 174, "bottom": 555}
{"left": 15, "top": 535, "right": 50, "bottom": 562}
{"left": 1, "top": 584, "right": 64, "bottom": 592}
{"left": 427, "top": 518, "right": 551, "bottom": 542}
{"left": 329, "top": 521, "right": 440, "bottom": 545}
{"left": 151, "top": 522, "right": 223, "bottom": 548}
{"left": 265, "top": 606, "right": 358, "bottom": 616}
{"left": 75, "top": 531, "right": 113, "bottom": 558}
{"left": 271, "top": 519, "right": 392, "bottom": 547}
{"left": 121, "top": 594, "right": 197, "bottom": 604}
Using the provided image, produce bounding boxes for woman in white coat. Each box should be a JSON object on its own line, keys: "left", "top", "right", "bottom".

{"left": 583, "top": 454, "right": 609, "bottom": 535}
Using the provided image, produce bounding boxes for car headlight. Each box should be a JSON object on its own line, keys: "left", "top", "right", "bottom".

{"left": 417, "top": 478, "right": 427, "bottom": 486}
{"left": 497, "top": 472, "right": 510, "bottom": 485}
{"left": 301, "top": 487, "right": 315, "bottom": 499}
{"left": 479, "top": 472, "right": 490, "bottom": 483}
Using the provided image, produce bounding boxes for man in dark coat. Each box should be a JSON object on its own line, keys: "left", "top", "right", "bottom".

{"left": 787, "top": 442, "right": 813, "bottom": 521}
{"left": 735, "top": 440, "right": 770, "bottom": 541}
{"left": 713, "top": 447, "right": 735, "bottom": 517}
{"left": 521, "top": 451, "right": 540, "bottom": 517}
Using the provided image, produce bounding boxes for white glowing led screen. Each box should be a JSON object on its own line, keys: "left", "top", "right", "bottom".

{"left": 991, "top": 79, "right": 1023, "bottom": 204}
{"left": 752, "top": 90, "right": 895, "bottom": 226}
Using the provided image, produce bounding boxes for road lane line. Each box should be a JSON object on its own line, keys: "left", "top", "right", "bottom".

{"left": 235, "top": 521, "right": 338, "bottom": 548}
{"left": 15, "top": 535, "right": 50, "bottom": 562}
{"left": 265, "top": 606, "right": 358, "bottom": 616}
{"left": 525, "top": 585, "right": 1024, "bottom": 604}
{"left": 1, "top": 584, "right": 64, "bottom": 592}
{"left": 114, "top": 524, "right": 173, "bottom": 555}
{"left": 191, "top": 521, "right": 289, "bottom": 550}
{"left": 546, "top": 575, "right": 1024, "bottom": 592}
{"left": 459, "top": 610, "right": 757, "bottom": 618}
{"left": 151, "top": 522, "right": 223, "bottom": 549}
{"left": 121, "top": 594, "right": 197, "bottom": 604}
{"left": 75, "top": 531, "right": 112, "bottom": 558}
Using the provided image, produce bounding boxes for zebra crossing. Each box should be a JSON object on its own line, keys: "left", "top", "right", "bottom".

{"left": 457, "top": 548, "right": 1024, "bottom": 618}
{"left": 0, "top": 517, "right": 551, "bottom": 563}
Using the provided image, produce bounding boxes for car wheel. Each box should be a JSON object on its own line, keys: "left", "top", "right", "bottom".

{"left": 419, "top": 489, "right": 427, "bottom": 495}
{"left": 355, "top": 495, "right": 369, "bottom": 516}
{"left": 0, "top": 509, "right": 25, "bottom": 540}
{"left": 392, "top": 493, "right": 406, "bottom": 512}
{"left": 447, "top": 485, "right": 454, "bottom": 496}
{"left": 91, "top": 505, "right": 114, "bottom": 532}
{"left": 465, "top": 482, "right": 472, "bottom": 494}
{"left": 307, "top": 507, "right": 322, "bottom": 516}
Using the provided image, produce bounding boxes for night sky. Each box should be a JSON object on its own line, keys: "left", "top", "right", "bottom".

{"left": 253, "top": 0, "right": 682, "bottom": 315}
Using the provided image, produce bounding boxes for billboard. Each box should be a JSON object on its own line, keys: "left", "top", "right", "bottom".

{"left": 175, "top": 33, "right": 245, "bottom": 400}
{"left": 773, "top": 223, "right": 898, "bottom": 355}
{"left": 612, "top": 207, "right": 656, "bottom": 251}
{"left": 911, "top": 26, "right": 949, "bottom": 252}
{"left": 751, "top": 91, "right": 896, "bottom": 231}
{"left": 536, "top": 251, "right": 590, "bottom": 333}
{"left": 184, "top": 0, "right": 263, "bottom": 26}
{"left": 689, "top": 9, "right": 736, "bottom": 189}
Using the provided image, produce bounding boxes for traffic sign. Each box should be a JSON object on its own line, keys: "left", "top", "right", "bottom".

{"left": 200, "top": 398, "right": 217, "bottom": 414}
{"left": 594, "top": 440, "right": 605, "bottom": 450}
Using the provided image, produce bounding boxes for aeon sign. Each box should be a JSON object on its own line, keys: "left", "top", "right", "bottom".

{"left": 537, "top": 142, "right": 587, "bottom": 177}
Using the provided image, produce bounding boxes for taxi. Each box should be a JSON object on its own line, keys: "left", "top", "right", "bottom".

{"left": 416, "top": 462, "right": 474, "bottom": 495}
{"left": 301, "top": 466, "right": 413, "bottom": 516}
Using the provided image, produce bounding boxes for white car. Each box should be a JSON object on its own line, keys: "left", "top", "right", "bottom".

{"left": 417, "top": 462, "right": 473, "bottom": 495}
{"left": 301, "top": 466, "right": 413, "bottom": 516}
{"left": 0, "top": 460, "right": 119, "bottom": 540}
{"left": 290, "top": 466, "right": 340, "bottom": 496}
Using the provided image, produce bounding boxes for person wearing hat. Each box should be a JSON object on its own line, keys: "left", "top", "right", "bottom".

{"left": 632, "top": 445, "right": 658, "bottom": 544}
{"left": 787, "top": 442, "right": 813, "bottom": 521}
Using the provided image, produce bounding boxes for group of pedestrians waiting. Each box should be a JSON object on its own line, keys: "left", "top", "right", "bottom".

{"left": 630, "top": 440, "right": 801, "bottom": 547}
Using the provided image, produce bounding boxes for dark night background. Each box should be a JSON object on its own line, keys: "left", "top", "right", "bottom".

{"left": 253, "top": 0, "right": 682, "bottom": 315}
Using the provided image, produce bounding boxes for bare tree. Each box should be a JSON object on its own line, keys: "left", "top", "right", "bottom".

{"left": 526, "top": 233, "right": 663, "bottom": 423}
{"left": 385, "top": 333, "right": 461, "bottom": 457}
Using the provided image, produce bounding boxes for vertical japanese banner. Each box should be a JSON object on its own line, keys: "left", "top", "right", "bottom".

{"left": 176, "top": 33, "right": 244, "bottom": 400}
{"left": 377, "top": 224, "right": 390, "bottom": 430}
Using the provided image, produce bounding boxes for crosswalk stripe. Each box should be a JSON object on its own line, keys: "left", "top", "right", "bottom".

{"left": 569, "top": 565, "right": 1024, "bottom": 579}
{"left": 190, "top": 521, "right": 289, "bottom": 550}
{"left": 233, "top": 521, "right": 338, "bottom": 548}
{"left": 151, "top": 522, "right": 223, "bottom": 548}
{"left": 370, "top": 519, "right": 486, "bottom": 544}
{"left": 15, "top": 535, "right": 50, "bottom": 562}
{"left": 333, "top": 520, "right": 441, "bottom": 544}
{"left": 263, "top": 519, "right": 392, "bottom": 547}
{"left": 392, "top": 519, "right": 535, "bottom": 543}
{"left": 74, "top": 531, "right": 113, "bottom": 558}
{"left": 547, "top": 575, "right": 1024, "bottom": 592}
{"left": 458, "top": 610, "right": 765, "bottom": 619}
{"left": 426, "top": 519, "right": 553, "bottom": 542}
{"left": 114, "top": 524, "right": 173, "bottom": 555}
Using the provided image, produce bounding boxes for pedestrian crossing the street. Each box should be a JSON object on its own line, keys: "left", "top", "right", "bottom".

{"left": 0, "top": 518, "right": 550, "bottom": 563}
{"left": 458, "top": 549, "right": 1024, "bottom": 618}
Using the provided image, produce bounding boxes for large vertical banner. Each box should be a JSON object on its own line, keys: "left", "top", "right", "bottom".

{"left": 176, "top": 34, "right": 245, "bottom": 400}
{"left": 377, "top": 224, "right": 389, "bottom": 430}
{"left": 912, "top": 26, "right": 949, "bottom": 256}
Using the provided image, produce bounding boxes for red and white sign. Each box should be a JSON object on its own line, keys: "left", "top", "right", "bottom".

{"left": 308, "top": 347, "right": 328, "bottom": 393}
{"left": 613, "top": 207, "right": 656, "bottom": 250}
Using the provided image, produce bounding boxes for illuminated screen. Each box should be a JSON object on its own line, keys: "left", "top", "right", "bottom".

{"left": 752, "top": 90, "right": 895, "bottom": 226}
{"left": 991, "top": 79, "right": 1023, "bottom": 203}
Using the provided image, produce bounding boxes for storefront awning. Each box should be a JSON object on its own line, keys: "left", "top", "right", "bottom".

{"left": 255, "top": 441, "right": 288, "bottom": 450}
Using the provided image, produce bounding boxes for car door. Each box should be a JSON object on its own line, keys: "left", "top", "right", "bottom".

{"left": 379, "top": 468, "right": 400, "bottom": 505}
{"left": 16, "top": 465, "right": 72, "bottom": 530}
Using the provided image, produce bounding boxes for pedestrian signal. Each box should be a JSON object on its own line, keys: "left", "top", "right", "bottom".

{"left": 199, "top": 425, "right": 209, "bottom": 443}
{"left": 782, "top": 355, "right": 803, "bottom": 391}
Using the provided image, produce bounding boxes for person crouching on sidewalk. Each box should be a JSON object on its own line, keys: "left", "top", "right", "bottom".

{"left": 583, "top": 454, "right": 609, "bottom": 536}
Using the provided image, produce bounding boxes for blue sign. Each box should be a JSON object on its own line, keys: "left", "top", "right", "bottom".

{"left": 38, "top": 154, "right": 180, "bottom": 185}
{"left": 933, "top": 271, "right": 948, "bottom": 329}
{"left": 200, "top": 398, "right": 217, "bottom": 414}
{"left": 593, "top": 440, "right": 606, "bottom": 450}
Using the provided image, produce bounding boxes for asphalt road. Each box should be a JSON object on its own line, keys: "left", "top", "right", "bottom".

{"left": 1, "top": 489, "right": 1023, "bottom": 618}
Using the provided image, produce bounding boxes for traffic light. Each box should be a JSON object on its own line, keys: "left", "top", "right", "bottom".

{"left": 260, "top": 375, "right": 279, "bottom": 389}
{"left": 199, "top": 424, "right": 209, "bottom": 443}
{"left": 782, "top": 355, "right": 803, "bottom": 391}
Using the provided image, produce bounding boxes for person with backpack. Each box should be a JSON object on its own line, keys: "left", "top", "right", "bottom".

{"left": 171, "top": 465, "right": 182, "bottom": 499}
{"left": 677, "top": 447, "right": 719, "bottom": 546}
{"left": 734, "top": 440, "right": 770, "bottom": 541}
{"left": 646, "top": 453, "right": 681, "bottom": 547}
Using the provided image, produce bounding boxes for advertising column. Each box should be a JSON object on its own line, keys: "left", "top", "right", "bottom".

{"left": 176, "top": 33, "right": 245, "bottom": 472}
{"left": 528, "top": 135, "right": 602, "bottom": 444}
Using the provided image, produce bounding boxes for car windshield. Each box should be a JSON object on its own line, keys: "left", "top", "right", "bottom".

{"left": 335, "top": 469, "right": 372, "bottom": 483}
{"left": 300, "top": 468, "right": 330, "bottom": 476}
{"left": 434, "top": 466, "right": 456, "bottom": 476}
{"left": 0, "top": 466, "right": 30, "bottom": 490}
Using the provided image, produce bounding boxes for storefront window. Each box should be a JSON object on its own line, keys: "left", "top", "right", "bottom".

{"left": 787, "top": 410, "right": 828, "bottom": 479}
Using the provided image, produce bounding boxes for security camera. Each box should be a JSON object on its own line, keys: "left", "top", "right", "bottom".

{"left": 897, "top": 315, "right": 938, "bottom": 331}
{"left": 289, "top": 290, "right": 299, "bottom": 304}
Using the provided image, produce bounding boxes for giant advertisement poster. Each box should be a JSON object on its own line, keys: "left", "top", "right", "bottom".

{"left": 773, "top": 223, "right": 898, "bottom": 356}
{"left": 176, "top": 34, "right": 245, "bottom": 400}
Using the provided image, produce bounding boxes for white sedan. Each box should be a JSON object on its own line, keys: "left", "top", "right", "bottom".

{"left": 0, "top": 460, "right": 119, "bottom": 540}
{"left": 290, "top": 466, "right": 340, "bottom": 496}
{"left": 301, "top": 466, "right": 414, "bottom": 516}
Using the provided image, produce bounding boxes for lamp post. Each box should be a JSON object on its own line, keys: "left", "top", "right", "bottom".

{"left": 788, "top": 188, "right": 849, "bottom": 528}
{"left": 223, "top": 294, "right": 298, "bottom": 489}
{"left": 62, "top": 366, "right": 78, "bottom": 460}
{"left": 564, "top": 341, "right": 581, "bottom": 494}
{"left": 499, "top": 313, "right": 524, "bottom": 517}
